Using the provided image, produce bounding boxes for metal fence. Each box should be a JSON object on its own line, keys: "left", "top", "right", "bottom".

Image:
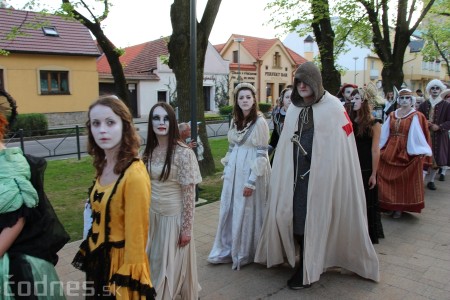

{"left": 5, "top": 116, "right": 274, "bottom": 160}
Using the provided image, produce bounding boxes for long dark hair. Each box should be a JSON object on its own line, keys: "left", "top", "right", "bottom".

{"left": 86, "top": 95, "right": 141, "bottom": 177}
{"left": 350, "top": 89, "right": 374, "bottom": 137}
{"left": 233, "top": 87, "right": 259, "bottom": 130}
{"left": 142, "top": 102, "right": 182, "bottom": 181}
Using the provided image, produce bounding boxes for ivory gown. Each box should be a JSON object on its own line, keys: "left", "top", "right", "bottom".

{"left": 146, "top": 145, "right": 202, "bottom": 300}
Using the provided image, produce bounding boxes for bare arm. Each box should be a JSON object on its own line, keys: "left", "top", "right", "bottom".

{"left": 369, "top": 122, "right": 381, "bottom": 189}
{"left": 0, "top": 217, "right": 25, "bottom": 257}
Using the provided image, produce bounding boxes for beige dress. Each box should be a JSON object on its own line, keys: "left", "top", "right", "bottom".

{"left": 146, "top": 145, "right": 202, "bottom": 300}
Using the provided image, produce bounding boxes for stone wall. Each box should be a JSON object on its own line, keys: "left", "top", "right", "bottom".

{"left": 45, "top": 112, "right": 88, "bottom": 127}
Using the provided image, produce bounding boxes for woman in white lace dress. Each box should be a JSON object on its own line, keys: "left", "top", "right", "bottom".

{"left": 142, "top": 102, "right": 202, "bottom": 300}
{"left": 208, "top": 82, "right": 270, "bottom": 270}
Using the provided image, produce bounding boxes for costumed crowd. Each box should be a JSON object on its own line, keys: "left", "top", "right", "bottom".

{"left": 1, "top": 62, "right": 449, "bottom": 298}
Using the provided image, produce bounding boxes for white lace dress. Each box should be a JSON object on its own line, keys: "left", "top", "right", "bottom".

{"left": 145, "top": 145, "right": 202, "bottom": 300}
{"left": 208, "top": 115, "right": 270, "bottom": 270}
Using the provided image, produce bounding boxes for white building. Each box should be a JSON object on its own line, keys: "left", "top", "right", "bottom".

{"left": 97, "top": 38, "right": 230, "bottom": 117}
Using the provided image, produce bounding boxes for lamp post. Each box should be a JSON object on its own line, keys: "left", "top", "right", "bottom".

{"left": 353, "top": 56, "right": 359, "bottom": 85}
{"left": 234, "top": 37, "right": 245, "bottom": 83}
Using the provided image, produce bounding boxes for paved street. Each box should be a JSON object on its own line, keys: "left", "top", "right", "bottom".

{"left": 56, "top": 179, "right": 450, "bottom": 299}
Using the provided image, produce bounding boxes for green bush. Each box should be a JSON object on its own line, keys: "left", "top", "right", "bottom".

{"left": 219, "top": 105, "right": 233, "bottom": 116}
{"left": 258, "top": 103, "right": 272, "bottom": 113}
{"left": 11, "top": 113, "right": 48, "bottom": 137}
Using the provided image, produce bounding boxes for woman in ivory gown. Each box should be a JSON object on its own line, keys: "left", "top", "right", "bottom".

{"left": 207, "top": 82, "right": 270, "bottom": 270}
{"left": 142, "top": 102, "right": 202, "bottom": 300}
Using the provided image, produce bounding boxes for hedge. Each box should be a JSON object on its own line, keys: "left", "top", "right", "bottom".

{"left": 10, "top": 113, "right": 48, "bottom": 137}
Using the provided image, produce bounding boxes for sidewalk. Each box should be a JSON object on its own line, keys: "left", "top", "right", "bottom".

{"left": 56, "top": 180, "right": 450, "bottom": 299}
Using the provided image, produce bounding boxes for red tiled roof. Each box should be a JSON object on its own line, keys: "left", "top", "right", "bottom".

{"left": 97, "top": 37, "right": 167, "bottom": 79}
{"left": 285, "top": 46, "right": 307, "bottom": 65}
{"left": 214, "top": 43, "right": 225, "bottom": 53}
{"left": 229, "top": 34, "right": 278, "bottom": 60}
{"left": 0, "top": 7, "right": 100, "bottom": 56}
{"left": 217, "top": 34, "right": 307, "bottom": 66}
{"left": 229, "top": 63, "right": 257, "bottom": 71}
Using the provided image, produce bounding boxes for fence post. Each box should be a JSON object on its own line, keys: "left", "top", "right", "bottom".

{"left": 76, "top": 125, "right": 81, "bottom": 160}
{"left": 19, "top": 129, "right": 25, "bottom": 153}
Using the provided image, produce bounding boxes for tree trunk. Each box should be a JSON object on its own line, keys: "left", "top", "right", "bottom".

{"left": 169, "top": 0, "right": 222, "bottom": 176}
{"left": 61, "top": 0, "right": 130, "bottom": 109}
{"left": 360, "top": 0, "right": 436, "bottom": 94}
{"left": 311, "top": 0, "right": 341, "bottom": 95}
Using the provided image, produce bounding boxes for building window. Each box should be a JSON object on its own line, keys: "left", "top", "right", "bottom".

{"left": 40, "top": 70, "right": 69, "bottom": 95}
{"left": 0, "top": 69, "right": 4, "bottom": 90}
{"left": 233, "top": 51, "right": 238, "bottom": 63}
{"left": 157, "top": 91, "right": 167, "bottom": 102}
{"left": 273, "top": 52, "right": 281, "bottom": 68}
{"left": 42, "top": 26, "right": 59, "bottom": 36}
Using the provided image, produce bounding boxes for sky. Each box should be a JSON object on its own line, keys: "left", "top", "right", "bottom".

{"left": 7, "top": 0, "right": 287, "bottom": 47}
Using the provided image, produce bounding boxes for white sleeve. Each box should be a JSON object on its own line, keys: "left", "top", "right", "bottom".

{"left": 407, "top": 115, "right": 432, "bottom": 156}
{"left": 246, "top": 117, "right": 270, "bottom": 189}
{"left": 379, "top": 116, "right": 390, "bottom": 148}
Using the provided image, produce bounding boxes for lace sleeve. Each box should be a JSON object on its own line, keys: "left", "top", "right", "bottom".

{"left": 180, "top": 184, "right": 195, "bottom": 237}
{"left": 246, "top": 116, "right": 270, "bottom": 189}
{"left": 176, "top": 146, "right": 202, "bottom": 186}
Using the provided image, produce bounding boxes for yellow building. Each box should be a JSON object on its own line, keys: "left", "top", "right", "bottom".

{"left": 215, "top": 34, "right": 307, "bottom": 106}
{"left": 0, "top": 8, "right": 100, "bottom": 126}
{"left": 358, "top": 39, "right": 449, "bottom": 94}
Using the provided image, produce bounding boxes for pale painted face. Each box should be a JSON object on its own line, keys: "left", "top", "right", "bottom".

{"left": 237, "top": 89, "right": 255, "bottom": 114}
{"left": 90, "top": 104, "right": 123, "bottom": 151}
{"left": 282, "top": 89, "right": 292, "bottom": 110}
{"left": 414, "top": 99, "right": 422, "bottom": 110}
{"left": 429, "top": 86, "right": 442, "bottom": 99}
{"left": 152, "top": 106, "right": 170, "bottom": 136}
{"left": 398, "top": 95, "right": 412, "bottom": 107}
{"left": 352, "top": 93, "right": 363, "bottom": 111}
{"left": 296, "top": 81, "right": 314, "bottom": 103}
{"left": 343, "top": 87, "right": 354, "bottom": 101}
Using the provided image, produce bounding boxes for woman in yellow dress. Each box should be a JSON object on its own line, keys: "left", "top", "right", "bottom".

{"left": 72, "top": 95, "right": 155, "bottom": 299}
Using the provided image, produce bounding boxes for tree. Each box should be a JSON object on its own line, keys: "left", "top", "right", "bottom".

{"left": 267, "top": 0, "right": 437, "bottom": 94}
{"left": 358, "top": 0, "right": 436, "bottom": 93}
{"left": 168, "top": 0, "right": 222, "bottom": 176}
{"left": 59, "top": 0, "right": 130, "bottom": 108}
{"left": 266, "top": 0, "right": 343, "bottom": 94}
{"left": 421, "top": 0, "right": 450, "bottom": 76}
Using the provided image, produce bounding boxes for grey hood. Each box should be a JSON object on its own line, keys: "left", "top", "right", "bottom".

{"left": 291, "top": 62, "right": 325, "bottom": 107}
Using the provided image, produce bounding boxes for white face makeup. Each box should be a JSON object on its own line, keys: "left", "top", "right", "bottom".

{"left": 237, "top": 89, "right": 255, "bottom": 114}
{"left": 90, "top": 104, "right": 123, "bottom": 151}
{"left": 344, "top": 87, "right": 354, "bottom": 101}
{"left": 414, "top": 99, "right": 422, "bottom": 110}
{"left": 352, "top": 93, "right": 363, "bottom": 111}
{"left": 152, "top": 106, "right": 170, "bottom": 136}
{"left": 429, "top": 86, "right": 441, "bottom": 99}
{"left": 398, "top": 95, "right": 412, "bottom": 107}
{"left": 282, "top": 89, "right": 292, "bottom": 110}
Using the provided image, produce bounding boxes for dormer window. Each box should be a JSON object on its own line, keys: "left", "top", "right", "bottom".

{"left": 42, "top": 26, "right": 59, "bottom": 37}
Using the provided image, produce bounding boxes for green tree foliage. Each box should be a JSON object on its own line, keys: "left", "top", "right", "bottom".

{"left": 266, "top": 0, "right": 436, "bottom": 94}
{"left": 421, "top": 0, "right": 450, "bottom": 76}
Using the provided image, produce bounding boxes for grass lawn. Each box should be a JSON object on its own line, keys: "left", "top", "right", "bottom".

{"left": 45, "top": 137, "right": 229, "bottom": 242}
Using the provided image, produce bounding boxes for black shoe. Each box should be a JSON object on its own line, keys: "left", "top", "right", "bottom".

{"left": 287, "top": 270, "right": 312, "bottom": 290}
{"left": 427, "top": 182, "right": 437, "bottom": 190}
{"left": 439, "top": 174, "right": 445, "bottom": 181}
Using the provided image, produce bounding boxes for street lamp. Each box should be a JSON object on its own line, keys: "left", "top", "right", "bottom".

{"left": 234, "top": 37, "right": 245, "bottom": 83}
{"left": 353, "top": 56, "right": 359, "bottom": 85}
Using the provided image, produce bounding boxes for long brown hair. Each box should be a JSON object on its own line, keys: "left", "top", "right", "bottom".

{"left": 233, "top": 87, "right": 259, "bottom": 130}
{"left": 86, "top": 95, "right": 141, "bottom": 177}
{"left": 350, "top": 89, "right": 374, "bottom": 137}
{"left": 141, "top": 102, "right": 182, "bottom": 181}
